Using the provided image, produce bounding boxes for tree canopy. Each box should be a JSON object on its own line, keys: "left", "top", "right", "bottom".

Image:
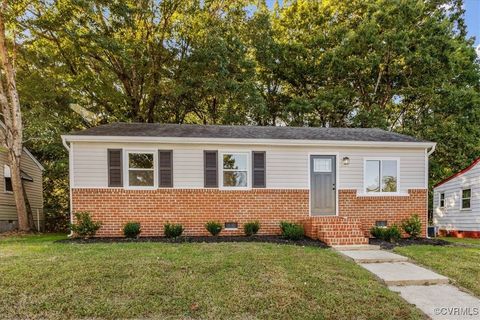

{"left": 6, "top": 0, "right": 479, "bottom": 222}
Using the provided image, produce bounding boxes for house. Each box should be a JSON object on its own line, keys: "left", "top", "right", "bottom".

{"left": 0, "top": 145, "right": 44, "bottom": 232}
{"left": 61, "top": 123, "right": 435, "bottom": 245}
{"left": 433, "top": 157, "right": 480, "bottom": 238}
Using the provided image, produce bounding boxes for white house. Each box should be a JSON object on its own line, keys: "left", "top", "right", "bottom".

{"left": 433, "top": 157, "right": 480, "bottom": 237}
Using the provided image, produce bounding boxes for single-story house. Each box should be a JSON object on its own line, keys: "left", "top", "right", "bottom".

{"left": 0, "top": 143, "right": 44, "bottom": 232}
{"left": 61, "top": 123, "right": 436, "bottom": 245}
{"left": 433, "top": 157, "right": 480, "bottom": 238}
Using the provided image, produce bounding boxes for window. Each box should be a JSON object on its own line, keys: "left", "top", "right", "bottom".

{"left": 365, "top": 159, "right": 398, "bottom": 193}
{"left": 224, "top": 222, "right": 238, "bottom": 229}
{"left": 127, "top": 152, "right": 155, "bottom": 187}
{"left": 3, "top": 165, "right": 12, "bottom": 192}
{"left": 222, "top": 153, "right": 248, "bottom": 187}
{"left": 461, "top": 189, "right": 471, "bottom": 209}
{"left": 375, "top": 220, "right": 387, "bottom": 228}
{"left": 314, "top": 158, "right": 332, "bottom": 172}
{"left": 439, "top": 193, "right": 445, "bottom": 208}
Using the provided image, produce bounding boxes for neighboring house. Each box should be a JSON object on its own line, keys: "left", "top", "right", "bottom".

{"left": 433, "top": 157, "right": 480, "bottom": 238}
{"left": 0, "top": 146, "right": 44, "bottom": 232}
{"left": 61, "top": 123, "right": 436, "bottom": 245}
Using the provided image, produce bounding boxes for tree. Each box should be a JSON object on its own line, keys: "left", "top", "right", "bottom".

{"left": 0, "top": 0, "right": 30, "bottom": 231}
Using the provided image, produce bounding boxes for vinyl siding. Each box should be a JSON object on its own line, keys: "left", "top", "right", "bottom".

{"left": 71, "top": 141, "right": 427, "bottom": 193}
{"left": 433, "top": 163, "right": 480, "bottom": 231}
{"left": 0, "top": 149, "right": 44, "bottom": 224}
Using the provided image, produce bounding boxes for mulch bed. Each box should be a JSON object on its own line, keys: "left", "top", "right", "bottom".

{"left": 369, "top": 237, "right": 451, "bottom": 250}
{"left": 57, "top": 235, "right": 329, "bottom": 248}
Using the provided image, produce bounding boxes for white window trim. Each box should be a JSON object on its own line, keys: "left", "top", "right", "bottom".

{"left": 439, "top": 192, "right": 445, "bottom": 208}
{"left": 219, "top": 151, "right": 251, "bottom": 190}
{"left": 123, "top": 150, "right": 157, "bottom": 190}
{"left": 3, "top": 164, "right": 12, "bottom": 194}
{"left": 460, "top": 188, "right": 471, "bottom": 210}
{"left": 361, "top": 157, "right": 402, "bottom": 196}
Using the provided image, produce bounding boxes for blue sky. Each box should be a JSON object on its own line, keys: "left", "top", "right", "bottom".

{"left": 266, "top": 0, "right": 479, "bottom": 50}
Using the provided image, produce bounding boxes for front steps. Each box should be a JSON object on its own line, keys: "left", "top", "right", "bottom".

{"left": 302, "top": 216, "right": 369, "bottom": 246}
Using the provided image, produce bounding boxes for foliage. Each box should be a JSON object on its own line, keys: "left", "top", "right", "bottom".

{"left": 243, "top": 221, "right": 260, "bottom": 236}
{"left": 370, "top": 225, "right": 401, "bottom": 243}
{"left": 123, "top": 222, "right": 141, "bottom": 238}
{"left": 44, "top": 210, "right": 69, "bottom": 233}
{"left": 70, "top": 212, "right": 101, "bottom": 238}
{"left": 164, "top": 223, "right": 184, "bottom": 238}
{"left": 401, "top": 215, "right": 423, "bottom": 239}
{"left": 205, "top": 221, "right": 222, "bottom": 236}
{"left": 5, "top": 0, "right": 480, "bottom": 214}
{"left": 279, "top": 221, "right": 304, "bottom": 240}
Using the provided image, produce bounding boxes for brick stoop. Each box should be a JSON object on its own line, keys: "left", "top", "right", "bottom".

{"left": 302, "top": 216, "right": 368, "bottom": 246}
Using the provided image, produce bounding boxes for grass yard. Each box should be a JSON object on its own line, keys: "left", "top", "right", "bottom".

{"left": 394, "top": 240, "right": 480, "bottom": 297}
{"left": 0, "top": 234, "right": 424, "bottom": 320}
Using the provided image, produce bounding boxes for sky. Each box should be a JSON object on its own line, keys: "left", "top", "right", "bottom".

{"left": 266, "top": 0, "right": 480, "bottom": 53}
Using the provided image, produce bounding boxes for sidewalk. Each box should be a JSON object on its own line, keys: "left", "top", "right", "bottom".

{"left": 335, "top": 246, "right": 480, "bottom": 320}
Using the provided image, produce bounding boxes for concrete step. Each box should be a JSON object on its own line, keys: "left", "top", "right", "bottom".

{"left": 332, "top": 244, "right": 381, "bottom": 251}
{"left": 390, "top": 284, "right": 480, "bottom": 320}
{"left": 360, "top": 262, "right": 449, "bottom": 286}
{"left": 325, "top": 237, "right": 369, "bottom": 246}
{"left": 337, "top": 250, "right": 408, "bottom": 263}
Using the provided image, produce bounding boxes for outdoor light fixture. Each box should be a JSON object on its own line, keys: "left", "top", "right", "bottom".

{"left": 342, "top": 157, "right": 350, "bottom": 166}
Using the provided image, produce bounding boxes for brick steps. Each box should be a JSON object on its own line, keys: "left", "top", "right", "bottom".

{"left": 302, "top": 216, "right": 369, "bottom": 246}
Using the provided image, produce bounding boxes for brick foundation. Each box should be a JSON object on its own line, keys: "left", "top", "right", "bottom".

{"left": 438, "top": 230, "right": 480, "bottom": 239}
{"left": 71, "top": 188, "right": 427, "bottom": 239}
{"left": 338, "top": 189, "right": 428, "bottom": 237}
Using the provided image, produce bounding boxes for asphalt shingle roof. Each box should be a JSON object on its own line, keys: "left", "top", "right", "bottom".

{"left": 68, "top": 122, "right": 427, "bottom": 143}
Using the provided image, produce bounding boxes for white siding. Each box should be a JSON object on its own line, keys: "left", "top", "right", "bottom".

{"left": 433, "top": 163, "right": 480, "bottom": 231}
{"left": 72, "top": 141, "right": 427, "bottom": 194}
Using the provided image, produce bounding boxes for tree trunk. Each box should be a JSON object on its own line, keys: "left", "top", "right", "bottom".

{"left": 22, "top": 179, "right": 35, "bottom": 230}
{"left": 0, "top": 2, "right": 30, "bottom": 231}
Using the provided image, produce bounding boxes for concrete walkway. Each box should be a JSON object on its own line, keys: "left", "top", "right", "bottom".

{"left": 335, "top": 246, "right": 480, "bottom": 320}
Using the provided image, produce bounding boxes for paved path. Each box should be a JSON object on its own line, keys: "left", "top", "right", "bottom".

{"left": 336, "top": 246, "right": 480, "bottom": 320}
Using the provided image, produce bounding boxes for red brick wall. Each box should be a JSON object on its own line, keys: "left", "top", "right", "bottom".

{"left": 338, "top": 189, "right": 428, "bottom": 237}
{"left": 71, "top": 188, "right": 309, "bottom": 237}
{"left": 71, "top": 188, "right": 427, "bottom": 237}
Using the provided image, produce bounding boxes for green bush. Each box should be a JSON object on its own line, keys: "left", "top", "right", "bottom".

{"left": 370, "top": 224, "right": 401, "bottom": 243}
{"left": 123, "top": 221, "right": 141, "bottom": 238}
{"left": 244, "top": 221, "right": 260, "bottom": 236}
{"left": 370, "top": 226, "right": 386, "bottom": 239}
{"left": 70, "top": 211, "right": 101, "bottom": 238}
{"left": 164, "top": 223, "right": 184, "bottom": 238}
{"left": 205, "top": 221, "right": 222, "bottom": 236}
{"left": 279, "top": 221, "right": 304, "bottom": 240}
{"left": 401, "top": 214, "right": 422, "bottom": 239}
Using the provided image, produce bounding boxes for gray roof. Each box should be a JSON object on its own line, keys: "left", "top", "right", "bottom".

{"left": 68, "top": 123, "right": 427, "bottom": 143}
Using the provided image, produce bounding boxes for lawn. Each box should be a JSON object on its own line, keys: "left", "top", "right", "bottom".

{"left": 0, "top": 234, "right": 424, "bottom": 320}
{"left": 394, "top": 239, "right": 480, "bottom": 297}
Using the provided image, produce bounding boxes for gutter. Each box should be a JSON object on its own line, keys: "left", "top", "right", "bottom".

{"left": 427, "top": 144, "right": 436, "bottom": 156}
{"left": 61, "top": 136, "right": 74, "bottom": 238}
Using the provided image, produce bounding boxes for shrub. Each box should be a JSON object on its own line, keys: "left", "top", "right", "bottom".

{"left": 123, "top": 221, "right": 141, "bottom": 238}
{"left": 370, "top": 225, "right": 401, "bottom": 243}
{"left": 401, "top": 214, "right": 422, "bottom": 239}
{"left": 370, "top": 226, "right": 386, "bottom": 239}
{"left": 70, "top": 211, "right": 101, "bottom": 238}
{"left": 385, "top": 225, "right": 401, "bottom": 243}
{"left": 205, "top": 221, "right": 222, "bottom": 236}
{"left": 244, "top": 221, "right": 260, "bottom": 236}
{"left": 164, "top": 223, "right": 184, "bottom": 238}
{"left": 279, "top": 221, "right": 304, "bottom": 240}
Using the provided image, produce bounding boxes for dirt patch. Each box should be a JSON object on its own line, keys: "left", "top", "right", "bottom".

{"left": 369, "top": 237, "right": 451, "bottom": 249}
{"left": 57, "top": 235, "right": 329, "bottom": 248}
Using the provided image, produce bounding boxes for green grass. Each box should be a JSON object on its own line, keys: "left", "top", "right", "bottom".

{"left": 0, "top": 234, "right": 423, "bottom": 320}
{"left": 395, "top": 243, "right": 480, "bottom": 297}
{"left": 439, "top": 236, "right": 480, "bottom": 246}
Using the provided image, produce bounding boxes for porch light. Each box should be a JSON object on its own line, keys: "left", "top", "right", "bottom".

{"left": 342, "top": 157, "right": 350, "bottom": 166}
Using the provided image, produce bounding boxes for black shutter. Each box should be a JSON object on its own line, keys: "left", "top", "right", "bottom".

{"left": 204, "top": 150, "right": 218, "bottom": 188}
{"left": 252, "top": 151, "right": 266, "bottom": 188}
{"left": 159, "top": 150, "right": 173, "bottom": 188}
{"left": 108, "top": 149, "right": 123, "bottom": 187}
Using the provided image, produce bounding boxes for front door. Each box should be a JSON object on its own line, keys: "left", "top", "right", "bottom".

{"left": 310, "top": 155, "right": 336, "bottom": 215}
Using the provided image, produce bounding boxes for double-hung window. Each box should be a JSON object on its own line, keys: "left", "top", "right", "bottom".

{"left": 222, "top": 153, "right": 248, "bottom": 188}
{"left": 127, "top": 152, "right": 155, "bottom": 187}
{"left": 439, "top": 193, "right": 445, "bottom": 208}
{"left": 461, "top": 189, "right": 471, "bottom": 209}
{"left": 3, "top": 165, "right": 12, "bottom": 192}
{"left": 365, "top": 159, "right": 399, "bottom": 193}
